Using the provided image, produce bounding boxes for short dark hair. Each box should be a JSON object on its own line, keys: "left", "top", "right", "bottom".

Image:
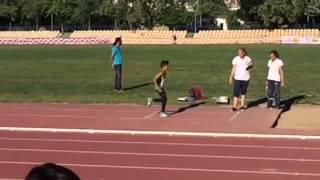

{"left": 270, "top": 50, "right": 280, "bottom": 58}
{"left": 25, "top": 163, "right": 80, "bottom": 180}
{"left": 160, "top": 60, "right": 169, "bottom": 67}
{"left": 113, "top": 37, "right": 122, "bottom": 46}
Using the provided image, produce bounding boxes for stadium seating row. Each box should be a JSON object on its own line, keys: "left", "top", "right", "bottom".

{"left": 193, "top": 29, "right": 320, "bottom": 44}
{"left": 0, "top": 29, "right": 319, "bottom": 44}
{"left": 195, "top": 29, "right": 319, "bottom": 39}
{"left": 0, "top": 38, "right": 110, "bottom": 45}
{"left": 70, "top": 30, "right": 187, "bottom": 39}
{"left": 0, "top": 31, "right": 60, "bottom": 38}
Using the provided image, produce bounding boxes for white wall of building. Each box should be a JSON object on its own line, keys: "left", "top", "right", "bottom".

{"left": 216, "top": 18, "right": 228, "bottom": 31}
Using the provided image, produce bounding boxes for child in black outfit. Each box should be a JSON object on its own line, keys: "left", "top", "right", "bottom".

{"left": 147, "top": 61, "right": 170, "bottom": 118}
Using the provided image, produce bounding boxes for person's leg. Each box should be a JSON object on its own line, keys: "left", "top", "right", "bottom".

{"left": 148, "top": 90, "right": 161, "bottom": 107}
{"left": 233, "top": 80, "right": 240, "bottom": 110}
{"left": 114, "top": 65, "right": 120, "bottom": 91}
{"left": 159, "top": 89, "right": 167, "bottom": 113}
{"left": 240, "top": 81, "right": 249, "bottom": 108}
{"left": 118, "top": 64, "right": 122, "bottom": 90}
{"left": 267, "top": 80, "right": 275, "bottom": 108}
{"left": 274, "top": 81, "right": 281, "bottom": 108}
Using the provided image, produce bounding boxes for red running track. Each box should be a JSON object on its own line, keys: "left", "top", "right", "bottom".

{"left": 1, "top": 131, "right": 320, "bottom": 180}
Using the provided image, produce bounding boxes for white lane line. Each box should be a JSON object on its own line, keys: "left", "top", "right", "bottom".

{"left": 0, "top": 147, "right": 319, "bottom": 162}
{"left": 229, "top": 112, "right": 240, "bottom": 122}
{"left": 1, "top": 161, "right": 320, "bottom": 177}
{"left": 143, "top": 111, "right": 158, "bottom": 119}
{"left": 2, "top": 127, "right": 320, "bottom": 140}
{"left": 0, "top": 137, "right": 319, "bottom": 150}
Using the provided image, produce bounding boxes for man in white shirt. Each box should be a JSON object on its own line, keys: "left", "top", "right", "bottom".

{"left": 266, "top": 50, "right": 285, "bottom": 109}
{"left": 229, "top": 48, "right": 253, "bottom": 112}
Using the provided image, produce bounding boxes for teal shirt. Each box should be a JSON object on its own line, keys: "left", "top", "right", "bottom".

{"left": 112, "top": 46, "right": 122, "bottom": 65}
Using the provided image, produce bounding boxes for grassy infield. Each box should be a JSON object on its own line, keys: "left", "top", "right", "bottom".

{"left": 0, "top": 45, "right": 319, "bottom": 105}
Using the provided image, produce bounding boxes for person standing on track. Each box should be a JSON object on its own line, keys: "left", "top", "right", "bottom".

{"left": 266, "top": 50, "right": 285, "bottom": 109}
{"left": 147, "top": 61, "right": 170, "bottom": 118}
{"left": 111, "top": 37, "right": 123, "bottom": 93}
{"left": 229, "top": 48, "right": 253, "bottom": 112}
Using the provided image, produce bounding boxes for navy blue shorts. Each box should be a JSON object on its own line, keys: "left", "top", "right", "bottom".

{"left": 234, "top": 80, "right": 249, "bottom": 97}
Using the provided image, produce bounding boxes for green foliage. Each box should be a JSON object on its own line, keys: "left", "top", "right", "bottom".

{"left": 20, "top": 0, "right": 50, "bottom": 29}
{"left": 198, "top": 0, "right": 228, "bottom": 18}
{"left": 0, "top": 1, "right": 17, "bottom": 21}
{"left": 305, "top": 0, "right": 320, "bottom": 17}
{"left": 227, "top": 10, "right": 241, "bottom": 30}
{"left": 155, "top": 0, "right": 192, "bottom": 28}
{"left": 239, "top": 0, "right": 264, "bottom": 22}
{"left": 71, "top": 0, "right": 103, "bottom": 29}
{"left": 0, "top": 0, "right": 319, "bottom": 30}
{"left": 258, "top": 0, "right": 297, "bottom": 27}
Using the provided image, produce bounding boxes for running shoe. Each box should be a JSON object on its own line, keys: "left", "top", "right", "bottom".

{"left": 160, "top": 112, "right": 170, "bottom": 118}
{"left": 147, "top": 98, "right": 153, "bottom": 107}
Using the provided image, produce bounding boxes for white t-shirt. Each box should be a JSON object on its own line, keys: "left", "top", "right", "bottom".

{"left": 232, "top": 56, "right": 252, "bottom": 81}
{"left": 267, "top": 58, "right": 284, "bottom": 82}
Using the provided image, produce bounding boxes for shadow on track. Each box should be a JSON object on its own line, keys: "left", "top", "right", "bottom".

{"left": 124, "top": 82, "right": 153, "bottom": 91}
{"left": 170, "top": 101, "right": 207, "bottom": 116}
{"left": 247, "top": 97, "right": 268, "bottom": 109}
{"left": 271, "top": 95, "right": 307, "bottom": 128}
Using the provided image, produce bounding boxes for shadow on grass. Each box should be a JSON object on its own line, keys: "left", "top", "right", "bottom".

{"left": 271, "top": 95, "right": 307, "bottom": 128}
{"left": 247, "top": 97, "right": 268, "bottom": 109}
{"left": 124, "top": 82, "right": 153, "bottom": 91}
{"left": 170, "top": 101, "right": 207, "bottom": 116}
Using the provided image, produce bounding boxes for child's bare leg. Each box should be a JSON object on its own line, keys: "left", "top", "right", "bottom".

{"left": 233, "top": 97, "right": 238, "bottom": 109}
{"left": 240, "top": 95, "right": 246, "bottom": 108}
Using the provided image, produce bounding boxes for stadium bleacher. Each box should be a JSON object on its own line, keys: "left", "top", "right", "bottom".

{"left": 0, "top": 31, "right": 60, "bottom": 39}
{"left": 70, "top": 30, "right": 187, "bottom": 44}
{"left": 0, "top": 29, "right": 319, "bottom": 45}
{"left": 189, "top": 29, "right": 319, "bottom": 44}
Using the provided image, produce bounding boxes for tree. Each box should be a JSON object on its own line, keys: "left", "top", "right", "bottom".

{"left": 199, "top": 0, "right": 228, "bottom": 18}
{"left": 227, "top": 10, "right": 241, "bottom": 29}
{"left": 113, "top": 0, "right": 130, "bottom": 29}
{"left": 46, "top": 0, "right": 75, "bottom": 33}
{"left": 20, "top": 0, "right": 50, "bottom": 30}
{"left": 126, "top": 0, "right": 150, "bottom": 29}
{"left": 0, "top": 0, "right": 18, "bottom": 30}
{"left": 72, "top": 0, "right": 102, "bottom": 30}
{"left": 154, "top": 0, "right": 192, "bottom": 29}
{"left": 305, "top": 0, "right": 320, "bottom": 25}
{"left": 187, "top": 0, "right": 227, "bottom": 30}
{"left": 258, "top": 0, "right": 297, "bottom": 28}
{"left": 305, "top": 0, "right": 320, "bottom": 16}
{"left": 239, "top": 0, "right": 264, "bottom": 22}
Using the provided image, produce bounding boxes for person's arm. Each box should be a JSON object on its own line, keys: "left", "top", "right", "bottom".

{"left": 111, "top": 47, "right": 116, "bottom": 68}
{"left": 246, "top": 58, "right": 254, "bottom": 71}
{"left": 280, "top": 66, "right": 285, "bottom": 87}
{"left": 229, "top": 65, "right": 236, "bottom": 85}
{"left": 153, "top": 72, "right": 163, "bottom": 92}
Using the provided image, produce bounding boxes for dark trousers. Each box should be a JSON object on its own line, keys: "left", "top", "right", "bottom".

{"left": 153, "top": 89, "right": 167, "bottom": 112}
{"left": 233, "top": 80, "right": 249, "bottom": 97}
{"left": 267, "top": 80, "right": 281, "bottom": 108}
{"left": 114, "top": 64, "right": 122, "bottom": 90}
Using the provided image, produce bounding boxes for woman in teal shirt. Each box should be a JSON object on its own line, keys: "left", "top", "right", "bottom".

{"left": 111, "top": 37, "right": 123, "bottom": 92}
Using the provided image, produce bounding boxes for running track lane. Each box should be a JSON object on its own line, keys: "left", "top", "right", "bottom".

{"left": 0, "top": 131, "right": 320, "bottom": 180}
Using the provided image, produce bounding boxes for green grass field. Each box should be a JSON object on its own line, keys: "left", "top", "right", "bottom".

{"left": 0, "top": 45, "right": 319, "bottom": 104}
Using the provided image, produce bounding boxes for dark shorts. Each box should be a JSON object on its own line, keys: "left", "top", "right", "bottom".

{"left": 234, "top": 80, "right": 249, "bottom": 97}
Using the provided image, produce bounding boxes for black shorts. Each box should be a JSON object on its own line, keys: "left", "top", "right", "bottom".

{"left": 234, "top": 80, "right": 249, "bottom": 97}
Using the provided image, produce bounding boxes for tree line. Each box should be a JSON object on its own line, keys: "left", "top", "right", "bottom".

{"left": 0, "top": 0, "right": 319, "bottom": 32}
